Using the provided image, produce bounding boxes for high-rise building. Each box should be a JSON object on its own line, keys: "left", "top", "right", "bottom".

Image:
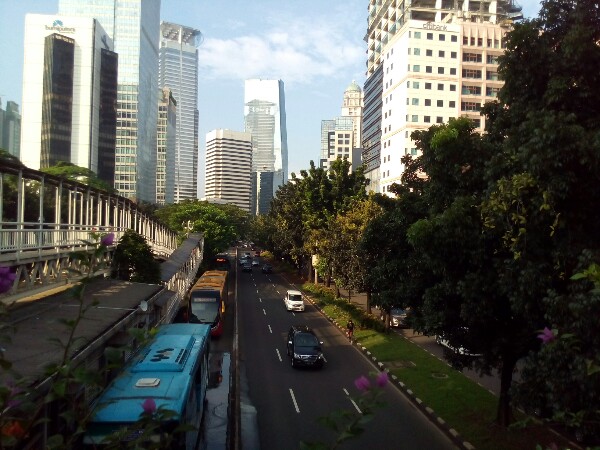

{"left": 0, "top": 100, "right": 22, "bottom": 158}
{"left": 204, "top": 129, "right": 252, "bottom": 212}
{"left": 159, "top": 22, "right": 202, "bottom": 203}
{"left": 156, "top": 87, "right": 177, "bottom": 205}
{"left": 20, "top": 15, "right": 117, "bottom": 185}
{"left": 320, "top": 81, "right": 364, "bottom": 172}
{"left": 362, "top": 0, "right": 521, "bottom": 196}
{"left": 244, "top": 79, "right": 288, "bottom": 215}
{"left": 58, "top": 0, "right": 161, "bottom": 202}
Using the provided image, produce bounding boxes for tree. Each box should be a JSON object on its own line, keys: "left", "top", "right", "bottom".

{"left": 111, "top": 229, "right": 160, "bottom": 283}
{"left": 41, "top": 162, "right": 116, "bottom": 193}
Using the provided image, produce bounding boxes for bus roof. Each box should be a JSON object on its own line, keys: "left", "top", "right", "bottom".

{"left": 90, "top": 324, "right": 210, "bottom": 423}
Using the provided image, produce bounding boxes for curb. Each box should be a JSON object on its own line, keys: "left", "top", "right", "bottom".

{"left": 304, "top": 292, "right": 476, "bottom": 450}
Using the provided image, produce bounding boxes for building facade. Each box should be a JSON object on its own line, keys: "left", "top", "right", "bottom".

{"left": 58, "top": 0, "right": 161, "bottom": 202}
{"left": 320, "top": 81, "right": 364, "bottom": 172}
{"left": 244, "top": 79, "right": 288, "bottom": 215}
{"left": 204, "top": 129, "right": 252, "bottom": 212}
{"left": 156, "top": 87, "right": 177, "bottom": 205}
{"left": 0, "top": 101, "right": 22, "bottom": 158}
{"left": 159, "top": 22, "right": 202, "bottom": 203}
{"left": 20, "top": 15, "right": 117, "bottom": 185}
{"left": 362, "top": 0, "right": 520, "bottom": 195}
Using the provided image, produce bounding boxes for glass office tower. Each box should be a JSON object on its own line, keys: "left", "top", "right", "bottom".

{"left": 159, "top": 22, "right": 201, "bottom": 203}
{"left": 244, "top": 79, "right": 288, "bottom": 215}
{"left": 58, "top": 0, "right": 161, "bottom": 202}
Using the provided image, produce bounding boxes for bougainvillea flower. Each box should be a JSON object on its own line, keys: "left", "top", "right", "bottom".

{"left": 354, "top": 375, "right": 371, "bottom": 391}
{"left": 0, "top": 266, "right": 16, "bottom": 294}
{"left": 100, "top": 233, "right": 115, "bottom": 246}
{"left": 537, "top": 327, "right": 556, "bottom": 345}
{"left": 141, "top": 398, "right": 156, "bottom": 414}
{"left": 375, "top": 371, "right": 389, "bottom": 388}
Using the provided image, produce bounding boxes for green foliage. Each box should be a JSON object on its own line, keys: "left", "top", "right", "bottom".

{"left": 111, "top": 230, "right": 160, "bottom": 283}
{"left": 41, "top": 161, "right": 116, "bottom": 193}
{"left": 155, "top": 200, "right": 247, "bottom": 262}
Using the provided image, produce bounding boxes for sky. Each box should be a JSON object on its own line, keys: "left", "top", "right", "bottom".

{"left": 0, "top": 0, "right": 543, "bottom": 195}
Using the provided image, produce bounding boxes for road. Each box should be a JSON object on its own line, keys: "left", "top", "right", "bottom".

{"left": 236, "top": 259, "right": 457, "bottom": 450}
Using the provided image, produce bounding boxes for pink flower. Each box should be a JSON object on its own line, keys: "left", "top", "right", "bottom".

{"left": 375, "top": 371, "right": 389, "bottom": 387}
{"left": 0, "top": 267, "right": 16, "bottom": 294}
{"left": 141, "top": 398, "right": 156, "bottom": 414}
{"left": 537, "top": 327, "right": 556, "bottom": 345}
{"left": 100, "top": 233, "right": 115, "bottom": 246}
{"left": 354, "top": 375, "right": 371, "bottom": 392}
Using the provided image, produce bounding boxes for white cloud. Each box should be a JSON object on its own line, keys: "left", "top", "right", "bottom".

{"left": 198, "top": 13, "right": 364, "bottom": 86}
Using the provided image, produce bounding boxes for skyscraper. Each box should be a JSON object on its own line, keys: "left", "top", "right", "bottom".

{"left": 320, "top": 81, "right": 364, "bottom": 172}
{"left": 205, "top": 129, "right": 252, "bottom": 212}
{"left": 244, "top": 79, "right": 288, "bottom": 215}
{"left": 156, "top": 87, "right": 177, "bottom": 205}
{"left": 159, "top": 22, "right": 202, "bottom": 203}
{"left": 0, "top": 100, "right": 21, "bottom": 158}
{"left": 20, "top": 15, "right": 117, "bottom": 184}
{"left": 362, "top": 0, "right": 521, "bottom": 196}
{"left": 58, "top": 0, "right": 161, "bottom": 202}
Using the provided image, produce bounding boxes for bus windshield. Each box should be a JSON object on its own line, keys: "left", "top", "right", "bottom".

{"left": 191, "top": 296, "right": 220, "bottom": 324}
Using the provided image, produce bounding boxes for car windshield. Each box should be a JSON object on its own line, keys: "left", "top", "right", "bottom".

{"left": 190, "top": 297, "right": 219, "bottom": 323}
{"left": 294, "top": 333, "right": 318, "bottom": 347}
{"left": 391, "top": 308, "right": 405, "bottom": 315}
{"left": 289, "top": 294, "right": 302, "bottom": 302}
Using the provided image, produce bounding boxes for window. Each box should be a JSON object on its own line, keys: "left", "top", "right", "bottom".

{"left": 426, "top": 49, "right": 433, "bottom": 56}
{"left": 451, "top": 35, "right": 457, "bottom": 42}
{"left": 436, "top": 116, "right": 443, "bottom": 123}
{"left": 450, "top": 68, "right": 457, "bottom": 75}
{"left": 412, "top": 98, "right": 419, "bottom": 105}
{"left": 426, "top": 66, "right": 433, "bottom": 73}
{"left": 487, "top": 54, "right": 498, "bottom": 64}
{"left": 487, "top": 71, "right": 500, "bottom": 81}
{"left": 471, "top": 118, "right": 481, "bottom": 127}
{"left": 439, "top": 50, "right": 445, "bottom": 57}
{"left": 413, "top": 65, "right": 420, "bottom": 72}
{"left": 477, "top": 38, "right": 483, "bottom": 46}
{"left": 463, "top": 36, "right": 469, "bottom": 45}
{"left": 438, "top": 67, "right": 445, "bottom": 74}
{"left": 437, "top": 83, "right": 444, "bottom": 90}
{"left": 411, "top": 148, "right": 418, "bottom": 155}
{"left": 439, "top": 34, "right": 445, "bottom": 41}
{"left": 486, "top": 86, "right": 501, "bottom": 97}
{"left": 462, "top": 69, "right": 482, "bottom": 79}
{"left": 424, "top": 115, "right": 431, "bottom": 123}
{"left": 461, "top": 101, "right": 481, "bottom": 112}
{"left": 408, "top": 48, "right": 411, "bottom": 55}
{"left": 425, "top": 82, "right": 432, "bottom": 89}
{"left": 406, "top": 98, "right": 410, "bottom": 105}
{"left": 437, "top": 100, "right": 443, "bottom": 107}
{"left": 414, "top": 31, "right": 421, "bottom": 39}
{"left": 407, "top": 81, "right": 410, "bottom": 88}
{"left": 462, "top": 85, "right": 482, "bottom": 95}
{"left": 427, "top": 32, "right": 433, "bottom": 40}
{"left": 414, "top": 48, "right": 421, "bottom": 56}
{"left": 450, "top": 84, "right": 456, "bottom": 91}
{"left": 412, "top": 115, "right": 418, "bottom": 122}
{"left": 463, "top": 52, "right": 482, "bottom": 63}
{"left": 425, "top": 99, "right": 432, "bottom": 106}
{"left": 451, "top": 51, "right": 457, "bottom": 58}
{"left": 449, "top": 101, "right": 456, "bottom": 108}
{"left": 413, "top": 82, "right": 419, "bottom": 89}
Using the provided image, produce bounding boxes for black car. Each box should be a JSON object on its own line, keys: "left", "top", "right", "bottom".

{"left": 261, "top": 263, "right": 273, "bottom": 274}
{"left": 287, "top": 325, "right": 325, "bottom": 369}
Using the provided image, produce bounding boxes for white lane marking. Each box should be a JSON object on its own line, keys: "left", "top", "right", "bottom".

{"left": 343, "top": 388, "right": 362, "bottom": 414}
{"left": 259, "top": 298, "right": 262, "bottom": 303}
{"left": 263, "top": 309, "right": 266, "bottom": 315}
{"left": 289, "top": 389, "right": 300, "bottom": 413}
{"left": 268, "top": 324, "right": 273, "bottom": 333}
{"left": 257, "top": 289, "right": 259, "bottom": 294}
{"left": 276, "top": 348, "right": 282, "bottom": 362}
{"left": 291, "top": 312, "right": 295, "bottom": 317}
{"left": 276, "top": 290, "right": 280, "bottom": 295}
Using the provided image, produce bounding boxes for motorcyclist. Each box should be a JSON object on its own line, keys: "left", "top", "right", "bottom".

{"left": 346, "top": 319, "right": 355, "bottom": 341}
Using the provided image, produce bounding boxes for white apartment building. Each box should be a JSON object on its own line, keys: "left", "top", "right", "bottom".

{"left": 204, "top": 129, "right": 253, "bottom": 212}
{"left": 20, "top": 15, "right": 117, "bottom": 185}
{"left": 363, "top": 0, "right": 520, "bottom": 196}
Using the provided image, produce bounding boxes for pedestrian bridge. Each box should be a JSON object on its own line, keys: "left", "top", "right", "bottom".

{"left": 0, "top": 159, "right": 197, "bottom": 304}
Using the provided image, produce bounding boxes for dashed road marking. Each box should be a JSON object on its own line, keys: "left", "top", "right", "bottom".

{"left": 289, "top": 389, "right": 300, "bottom": 413}
{"left": 343, "top": 388, "right": 362, "bottom": 414}
{"left": 263, "top": 309, "right": 266, "bottom": 315}
{"left": 276, "top": 348, "right": 282, "bottom": 362}
{"left": 268, "top": 324, "right": 273, "bottom": 333}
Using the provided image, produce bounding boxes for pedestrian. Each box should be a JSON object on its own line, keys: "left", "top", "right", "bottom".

{"left": 346, "top": 319, "right": 355, "bottom": 342}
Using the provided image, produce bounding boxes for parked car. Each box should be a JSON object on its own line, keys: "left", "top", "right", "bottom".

{"left": 261, "top": 264, "right": 273, "bottom": 274}
{"left": 389, "top": 307, "right": 409, "bottom": 328}
{"left": 287, "top": 325, "right": 325, "bottom": 369}
{"left": 242, "top": 262, "right": 252, "bottom": 273}
{"left": 251, "top": 259, "right": 260, "bottom": 267}
{"left": 284, "top": 289, "right": 305, "bottom": 312}
{"left": 435, "top": 329, "right": 481, "bottom": 357}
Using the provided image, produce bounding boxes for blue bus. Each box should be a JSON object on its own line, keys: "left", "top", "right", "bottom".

{"left": 84, "top": 323, "right": 211, "bottom": 449}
